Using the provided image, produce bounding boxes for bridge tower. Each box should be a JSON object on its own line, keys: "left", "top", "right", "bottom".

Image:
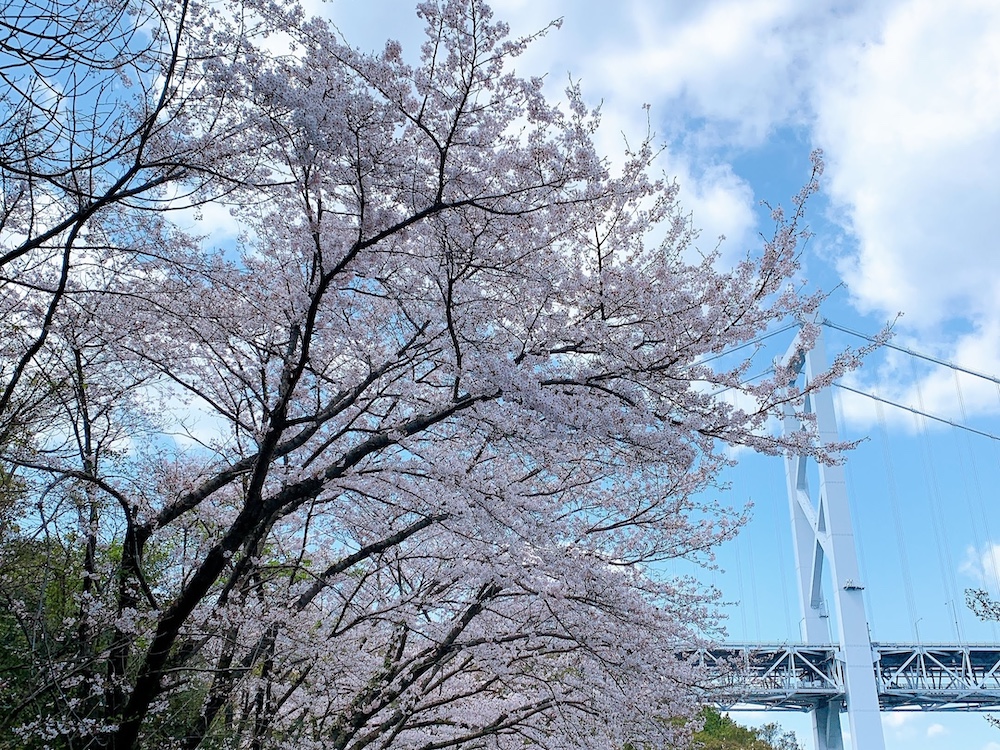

{"left": 778, "top": 327, "right": 885, "bottom": 750}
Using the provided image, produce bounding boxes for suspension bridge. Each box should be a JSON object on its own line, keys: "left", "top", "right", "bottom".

{"left": 696, "top": 322, "right": 1000, "bottom": 750}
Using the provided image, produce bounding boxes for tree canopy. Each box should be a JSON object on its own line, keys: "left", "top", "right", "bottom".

{"left": 693, "top": 707, "right": 802, "bottom": 750}
{"left": 0, "top": 0, "right": 866, "bottom": 748}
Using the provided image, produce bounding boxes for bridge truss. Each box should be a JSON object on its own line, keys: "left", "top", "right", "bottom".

{"left": 690, "top": 643, "right": 1000, "bottom": 712}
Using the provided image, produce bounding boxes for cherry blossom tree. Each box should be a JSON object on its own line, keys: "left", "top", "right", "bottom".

{"left": 967, "top": 590, "right": 1000, "bottom": 731}
{"left": 0, "top": 1, "right": 868, "bottom": 748}
{"left": 0, "top": 0, "right": 269, "bottom": 434}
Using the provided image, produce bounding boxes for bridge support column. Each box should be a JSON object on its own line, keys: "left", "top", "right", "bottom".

{"left": 813, "top": 701, "right": 844, "bottom": 750}
{"left": 779, "top": 325, "right": 885, "bottom": 750}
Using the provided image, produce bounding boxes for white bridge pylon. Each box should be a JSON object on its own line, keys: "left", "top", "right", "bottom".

{"left": 778, "top": 325, "right": 884, "bottom": 750}
{"left": 692, "top": 325, "right": 1000, "bottom": 749}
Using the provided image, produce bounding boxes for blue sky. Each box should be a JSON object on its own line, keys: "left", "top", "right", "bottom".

{"left": 249, "top": 1, "right": 1000, "bottom": 747}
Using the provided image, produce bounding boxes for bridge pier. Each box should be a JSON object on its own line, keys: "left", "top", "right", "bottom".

{"left": 813, "top": 701, "right": 844, "bottom": 750}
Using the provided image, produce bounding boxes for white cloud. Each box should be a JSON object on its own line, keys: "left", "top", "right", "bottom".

{"left": 961, "top": 543, "right": 1000, "bottom": 591}
{"left": 586, "top": 0, "right": 805, "bottom": 133}
{"left": 927, "top": 722, "right": 947, "bottom": 737}
{"left": 881, "top": 710, "right": 924, "bottom": 742}
{"left": 496, "top": 1, "right": 785, "bottom": 254}
{"left": 515, "top": 0, "right": 1000, "bottom": 425}
{"left": 813, "top": 0, "right": 1000, "bottom": 401}
{"left": 883, "top": 712, "right": 914, "bottom": 729}
{"left": 167, "top": 197, "right": 246, "bottom": 249}
{"left": 649, "top": 151, "right": 758, "bottom": 263}
{"left": 834, "top": 330, "right": 1000, "bottom": 431}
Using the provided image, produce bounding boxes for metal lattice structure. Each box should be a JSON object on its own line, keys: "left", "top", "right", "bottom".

{"left": 691, "top": 643, "right": 1000, "bottom": 712}
{"left": 689, "top": 644, "right": 843, "bottom": 711}
{"left": 877, "top": 644, "right": 1000, "bottom": 709}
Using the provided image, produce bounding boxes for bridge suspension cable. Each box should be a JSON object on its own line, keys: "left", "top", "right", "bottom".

{"left": 874, "top": 397, "right": 919, "bottom": 641}
{"left": 823, "top": 318, "right": 1000, "bottom": 387}
{"left": 952, "top": 369, "right": 999, "bottom": 640}
{"left": 701, "top": 322, "right": 799, "bottom": 365}
{"left": 912, "top": 363, "right": 964, "bottom": 643}
{"left": 822, "top": 317, "right": 1000, "bottom": 439}
{"left": 833, "top": 382, "right": 1000, "bottom": 442}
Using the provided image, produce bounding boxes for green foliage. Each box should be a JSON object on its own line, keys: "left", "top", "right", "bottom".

{"left": 0, "top": 452, "right": 24, "bottom": 534}
{"left": 0, "top": 536, "right": 81, "bottom": 748}
{"left": 692, "top": 707, "right": 802, "bottom": 750}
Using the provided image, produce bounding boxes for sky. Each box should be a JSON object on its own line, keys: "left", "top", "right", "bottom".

{"left": 259, "top": 1, "right": 1000, "bottom": 747}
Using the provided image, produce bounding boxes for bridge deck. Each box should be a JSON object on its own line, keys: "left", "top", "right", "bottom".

{"left": 691, "top": 643, "right": 1000, "bottom": 711}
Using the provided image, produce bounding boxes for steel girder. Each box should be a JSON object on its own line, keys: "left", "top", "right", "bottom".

{"left": 692, "top": 643, "right": 1000, "bottom": 711}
